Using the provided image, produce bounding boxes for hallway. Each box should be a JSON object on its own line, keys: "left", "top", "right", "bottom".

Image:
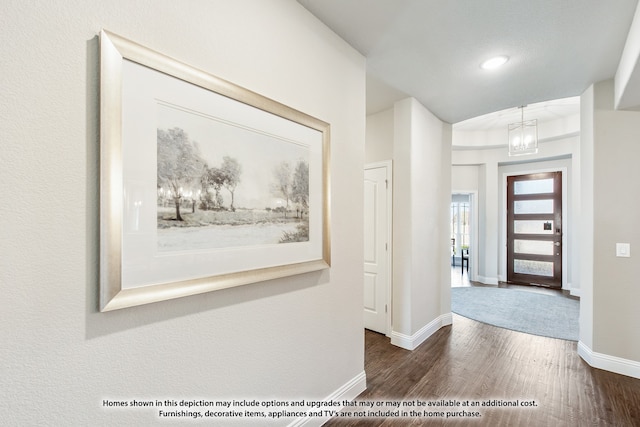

{"left": 326, "top": 316, "right": 640, "bottom": 426}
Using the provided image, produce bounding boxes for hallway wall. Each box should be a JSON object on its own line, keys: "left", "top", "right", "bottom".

{"left": 0, "top": 1, "right": 367, "bottom": 424}
{"left": 366, "top": 98, "right": 452, "bottom": 350}
{"left": 580, "top": 79, "right": 640, "bottom": 371}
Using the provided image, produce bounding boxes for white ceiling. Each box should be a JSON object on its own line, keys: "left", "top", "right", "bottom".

{"left": 298, "top": 0, "right": 639, "bottom": 126}
{"left": 453, "top": 96, "right": 579, "bottom": 131}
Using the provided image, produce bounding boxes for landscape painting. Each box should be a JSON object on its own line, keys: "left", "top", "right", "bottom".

{"left": 100, "top": 29, "right": 329, "bottom": 311}
{"left": 156, "top": 102, "right": 310, "bottom": 253}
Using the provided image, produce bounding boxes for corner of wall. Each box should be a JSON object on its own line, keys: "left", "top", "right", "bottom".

{"left": 390, "top": 314, "right": 452, "bottom": 351}
{"left": 578, "top": 341, "right": 640, "bottom": 380}
{"left": 290, "top": 371, "right": 367, "bottom": 427}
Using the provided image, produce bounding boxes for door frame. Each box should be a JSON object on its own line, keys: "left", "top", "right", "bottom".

{"left": 451, "top": 190, "right": 478, "bottom": 282}
{"left": 365, "top": 160, "right": 393, "bottom": 336}
{"left": 500, "top": 167, "right": 568, "bottom": 289}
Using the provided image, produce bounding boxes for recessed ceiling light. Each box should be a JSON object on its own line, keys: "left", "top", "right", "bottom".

{"left": 481, "top": 56, "right": 509, "bottom": 70}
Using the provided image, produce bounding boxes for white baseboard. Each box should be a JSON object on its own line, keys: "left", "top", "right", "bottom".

{"left": 288, "top": 370, "right": 366, "bottom": 427}
{"left": 569, "top": 286, "right": 581, "bottom": 297}
{"left": 441, "top": 312, "right": 453, "bottom": 326}
{"left": 390, "top": 313, "right": 452, "bottom": 351}
{"left": 578, "top": 341, "right": 640, "bottom": 380}
{"left": 478, "top": 275, "right": 499, "bottom": 285}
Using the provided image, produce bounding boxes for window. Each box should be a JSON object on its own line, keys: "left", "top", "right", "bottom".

{"left": 451, "top": 199, "right": 469, "bottom": 259}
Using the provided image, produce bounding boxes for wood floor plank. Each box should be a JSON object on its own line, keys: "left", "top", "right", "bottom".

{"left": 325, "top": 314, "right": 640, "bottom": 426}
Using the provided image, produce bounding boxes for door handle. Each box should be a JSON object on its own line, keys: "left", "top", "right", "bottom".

{"left": 554, "top": 242, "right": 561, "bottom": 246}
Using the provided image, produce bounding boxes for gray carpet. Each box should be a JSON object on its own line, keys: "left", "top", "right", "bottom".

{"left": 451, "top": 287, "right": 579, "bottom": 341}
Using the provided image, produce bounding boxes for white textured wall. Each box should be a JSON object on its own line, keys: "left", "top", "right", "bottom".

{"left": 365, "top": 108, "right": 394, "bottom": 164}
{"left": 591, "top": 80, "right": 640, "bottom": 362}
{"left": 392, "top": 98, "right": 451, "bottom": 338}
{"left": 452, "top": 165, "right": 480, "bottom": 192}
{"left": 615, "top": 1, "right": 640, "bottom": 109}
{"left": 0, "top": 1, "right": 366, "bottom": 425}
{"left": 391, "top": 99, "right": 414, "bottom": 335}
{"left": 579, "top": 85, "right": 595, "bottom": 349}
{"left": 408, "top": 99, "right": 451, "bottom": 332}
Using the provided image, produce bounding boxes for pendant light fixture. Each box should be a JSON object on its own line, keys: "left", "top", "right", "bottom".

{"left": 508, "top": 106, "right": 538, "bottom": 156}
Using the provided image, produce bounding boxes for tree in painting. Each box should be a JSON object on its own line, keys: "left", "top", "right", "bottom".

{"left": 220, "top": 156, "right": 242, "bottom": 212}
{"left": 272, "top": 161, "right": 292, "bottom": 217}
{"left": 291, "top": 160, "right": 309, "bottom": 218}
{"left": 199, "top": 157, "right": 242, "bottom": 211}
{"left": 200, "top": 165, "right": 225, "bottom": 210}
{"left": 278, "top": 159, "right": 310, "bottom": 243}
{"left": 157, "top": 127, "right": 204, "bottom": 221}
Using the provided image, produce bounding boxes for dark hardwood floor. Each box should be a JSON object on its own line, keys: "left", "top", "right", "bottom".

{"left": 325, "top": 315, "right": 640, "bottom": 426}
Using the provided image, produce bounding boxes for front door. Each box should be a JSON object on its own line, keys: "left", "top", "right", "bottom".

{"left": 507, "top": 172, "right": 562, "bottom": 288}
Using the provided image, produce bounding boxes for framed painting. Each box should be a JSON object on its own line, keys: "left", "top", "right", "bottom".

{"left": 99, "top": 30, "right": 330, "bottom": 311}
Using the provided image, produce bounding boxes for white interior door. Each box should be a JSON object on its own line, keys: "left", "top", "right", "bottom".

{"left": 364, "top": 163, "right": 391, "bottom": 335}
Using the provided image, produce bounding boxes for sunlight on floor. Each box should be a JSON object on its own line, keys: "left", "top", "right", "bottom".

{"left": 451, "top": 265, "right": 471, "bottom": 287}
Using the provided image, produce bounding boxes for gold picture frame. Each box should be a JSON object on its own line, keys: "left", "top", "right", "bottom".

{"left": 100, "top": 30, "right": 330, "bottom": 311}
